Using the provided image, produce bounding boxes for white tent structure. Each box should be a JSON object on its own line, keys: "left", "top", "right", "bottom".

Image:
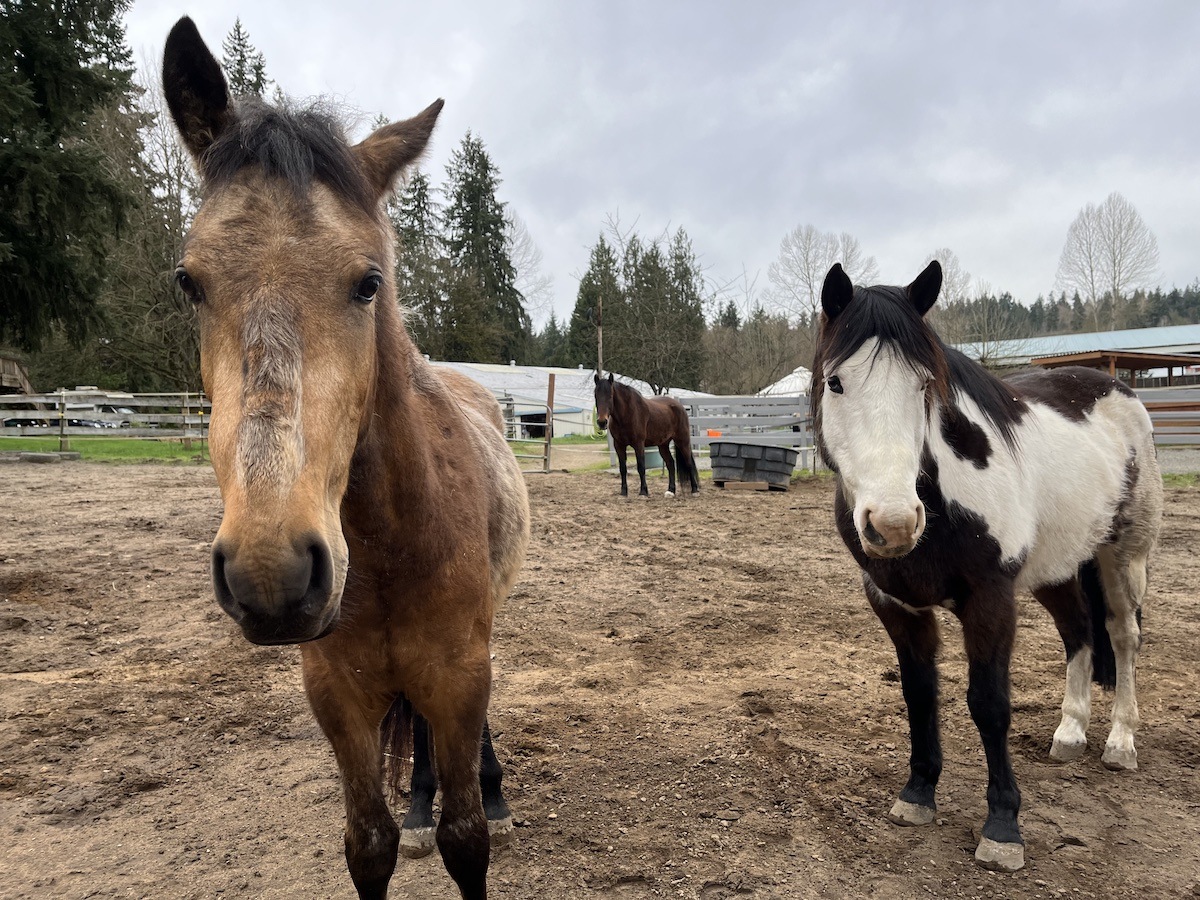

{"left": 757, "top": 365, "right": 813, "bottom": 397}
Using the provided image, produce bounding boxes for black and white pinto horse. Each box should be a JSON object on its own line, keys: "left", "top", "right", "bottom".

{"left": 812, "top": 261, "right": 1162, "bottom": 873}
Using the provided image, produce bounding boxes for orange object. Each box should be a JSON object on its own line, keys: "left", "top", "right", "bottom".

{"left": 707, "top": 429, "right": 722, "bottom": 438}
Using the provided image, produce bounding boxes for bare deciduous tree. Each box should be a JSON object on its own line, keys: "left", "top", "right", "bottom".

{"left": 506, "top": 212, "right": 554, "bottom": 323}
{"left": 765, "top": 225, "right": 879, "bottom": 325}
{"left": 1055, "top": 192, "right": 1159, "bottom": 330}
{"left": 703, "top": 269, "right": 811, "bottom": 395}
{"left": 923, "top": 247, "right": 972, "bottom": 344}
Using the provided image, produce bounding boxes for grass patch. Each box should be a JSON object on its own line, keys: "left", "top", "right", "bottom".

{"left": 1162, "top": 473, "right": 1199, "bottom": 488}
{"left": 0, "top": 436, "right": 207, "bottom": 464}
{"left": 552, "top": 433, "right": 607, "bottom": 445}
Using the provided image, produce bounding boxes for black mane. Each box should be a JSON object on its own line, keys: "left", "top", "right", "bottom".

{"left": 199, "top": 99, "right": 374, "bottom": 212}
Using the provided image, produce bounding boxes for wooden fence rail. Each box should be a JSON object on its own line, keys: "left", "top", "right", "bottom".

{"left": 681, "top": 394, "right": 823, "bottom": 471}
{"left": 0, "top": 391, "right": 210, "bottom": 444}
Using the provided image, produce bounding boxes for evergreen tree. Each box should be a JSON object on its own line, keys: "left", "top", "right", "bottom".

{"left": 532, "top": 312, "right": 570, "bottom": 367}
{"left": 0, "top": 0, "right": 138, "bottom": 351}
{"left": 605, "top": 226, "right": 707, "bottom": 393}
{"left": 390, "top": 170, "right": 450, "bottom": 359}
{"left": 442, "top": 131, "right": 529, "bottom": 362}
{"left": 715, "top": 299, "right": 741, "bottom": 331}
{"left": 221, "top": 18, "right": 270, "bottom": 99}
{"left": 567, "top": 234, "right": 620, "bottom": 369}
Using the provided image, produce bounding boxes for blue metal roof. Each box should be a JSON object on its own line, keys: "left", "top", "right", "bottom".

{"left": 955, "top": 323, "right": 1200, "bottom": 364}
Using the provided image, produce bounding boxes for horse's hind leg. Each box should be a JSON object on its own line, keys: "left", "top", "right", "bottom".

{"left": 678, "top": 443, "right": 700, "bottom": 493}
{"left": 660, "top": 442, "right": 677, "bottom": 496}
{"left": 1032, "top": 578, "right": 1093, "bottom": 762}
{"left": 1096, "top": 545, "right": 1150, "bottom": 770}
{"left": 400, "top": 715, "right": 514, "bottom": 859}
{"left": 302, "top": 655, "right": 398, "bottom": 900}
{"left": 481, "top": 720, "right": 515, "bottom": 847}
{"left": 399, "top": 713, "right": 437, "bottom": 859}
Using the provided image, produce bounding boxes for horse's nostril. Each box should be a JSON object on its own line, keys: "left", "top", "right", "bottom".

{"left": 210, "top": 543, "right": 245, "bottom": 621}
{"left": 863, "top": 519, "right": 888, "bottom": 548}
{"left": 303, "top": 539, "right": 334, "bottom": 613}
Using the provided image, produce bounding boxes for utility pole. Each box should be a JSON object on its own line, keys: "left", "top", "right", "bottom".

{"left": 596, "top": 295, "right": 604, "bottom": 374}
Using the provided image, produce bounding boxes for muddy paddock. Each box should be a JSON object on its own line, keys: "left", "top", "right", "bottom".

{"left": 1, "top": 463, "right": 1198, "bottom": 899}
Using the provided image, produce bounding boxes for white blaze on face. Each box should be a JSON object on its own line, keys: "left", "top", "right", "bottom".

{"left": 822, "top": 338, "right": 928, "bottom": 557}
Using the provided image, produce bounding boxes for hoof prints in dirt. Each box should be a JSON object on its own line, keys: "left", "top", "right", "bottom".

{"left": 1, "top": 464, "right": 1199, "bottom": 897}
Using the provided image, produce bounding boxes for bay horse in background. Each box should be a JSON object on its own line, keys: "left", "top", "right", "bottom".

{"left": 811, "top": 261, "right": 1162, "bottom": 873}
{"left": 163, "top": 18, "right": 530, "bottom": 900}
{"left": 594, "top": 372, "right": 700, "bottom": 498}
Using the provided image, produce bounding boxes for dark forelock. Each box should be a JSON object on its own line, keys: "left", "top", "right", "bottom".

{"left": 198, "top": 98, "right": 374, "bottom": 213}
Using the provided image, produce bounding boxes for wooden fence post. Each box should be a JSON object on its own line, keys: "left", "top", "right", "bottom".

{"left": 543, "top": 374, "right": 556, "bottom": 474}
{"left": 58, "top": 389, "right": 69, "bottom": 452}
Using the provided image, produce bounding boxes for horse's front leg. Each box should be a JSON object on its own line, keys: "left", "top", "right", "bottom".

{"left": 958, "top": 587, "right": 1024, "bottom": 872}
{"left": 865, "top": 579, "right": 942, "bottom": 827}
{"left": 633, "top": 442, "right": 649, "bottom": 497}
{"left": 302, "top": 653, "right": 398, "bottom": 899}
{"left": 422, "top": 664, "right": 492, "bottom": 900}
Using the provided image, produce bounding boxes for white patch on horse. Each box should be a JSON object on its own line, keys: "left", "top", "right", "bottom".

{"left": 928, "top": 389, "right": 1148, "bottom": 593}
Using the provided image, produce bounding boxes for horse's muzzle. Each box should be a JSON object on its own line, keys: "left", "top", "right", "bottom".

{"left": 860, "top": 505, "right": 925, "bottom": 559}
{"left": 211, "top": 534, "right": 339, "bottom": 644}
{"left": 597, "top": 418, "right": 608, "bottom": 432}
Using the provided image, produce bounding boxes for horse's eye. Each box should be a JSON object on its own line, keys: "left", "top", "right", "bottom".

{"left": 175, "top": 267, "right": 201, "bottom": 302}
{"left": 827, "top": 375, "right": 843, "bottom": 394}
{"left": 354, "top": 273, "right": 383, "bottom": 303}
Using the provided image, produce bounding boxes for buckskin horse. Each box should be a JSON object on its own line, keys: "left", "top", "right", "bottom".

{"left": 163, "top": 18, "right": 529, "bottom": 899}
{"left": 811, "top": 261, "right": 1161, "bottom": 872}
{"left": 593, "top": 373, "right": 700, "bottom": 497}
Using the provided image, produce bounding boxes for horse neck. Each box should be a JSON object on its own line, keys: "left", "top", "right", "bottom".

{"left": 341, "top": 309, "right": 438, "bottom": 544}
{"left": 612, "top": 382, "right": 641, "bottom": 422}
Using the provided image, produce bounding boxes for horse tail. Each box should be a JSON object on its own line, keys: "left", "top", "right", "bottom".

{"left": 1080, "top": 559, "right": 1116, "bottom": 690}
{"left": 381, "top": 694, "right": 414, "bottom": 801}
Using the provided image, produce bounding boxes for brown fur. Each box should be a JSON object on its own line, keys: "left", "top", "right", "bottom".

{"left": 164, "top": 17, "right": 528, "bottom": 900}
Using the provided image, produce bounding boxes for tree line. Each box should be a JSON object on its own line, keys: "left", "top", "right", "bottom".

{"left": 2, "top": 3, "right": 1194, "bottom": 399}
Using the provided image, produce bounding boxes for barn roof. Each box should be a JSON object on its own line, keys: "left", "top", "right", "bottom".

{"left": 955, "top": 323, "right": 1200, "bottom": 367}
{"left": 426, "top": 361, "right": 709, "bottom": 413}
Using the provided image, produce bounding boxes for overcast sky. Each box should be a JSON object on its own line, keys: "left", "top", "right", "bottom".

{"left": 125, "top": 1, "right": 1200, "bottom": 327}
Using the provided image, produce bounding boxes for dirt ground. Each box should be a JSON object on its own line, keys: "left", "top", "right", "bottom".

{"left": 1, "top": 462, "right": 1198, "bottom": 900}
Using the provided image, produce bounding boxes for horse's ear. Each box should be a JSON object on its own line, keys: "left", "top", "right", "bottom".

{"left": 821, "top": 263, "right": 854, "bottom": 320}
{"left": 162, "top": 17, "right": 233, "bottom": 161}
{"left": 353, "top": 100, "right": 445, "bottom": 200}
{"left": 607, "top": 373, "right": 614, "bottom": 384}
{"left": 593, "top": 373, "right": 600, "bottom": 385}
{"left": 907, "top": 260, "right": 942, "bottom": 317}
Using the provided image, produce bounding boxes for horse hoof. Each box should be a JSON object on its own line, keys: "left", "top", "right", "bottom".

{"left": 664, "top": 490, "right": 675, "bottom": 498}
{"left": 1101, "top": 745, "right": 1138, "bottom": 771}
{"left": 888, "top": 799, "right": 935, "bottom": 826}
{"left": 975, "top": 838, "right": 1025, "bottom": 872}
{"left": 488, "top": 815, "right": 516, "bottom": 849}
{"left": 398, "top": 826, "right": 436, "bottom": 859}
{"left": 1049, "top": 737, "right": 1086, "bottom": 762}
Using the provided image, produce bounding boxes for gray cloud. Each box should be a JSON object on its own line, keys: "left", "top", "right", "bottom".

{"left": 128, "top": 0, "right": 1200, "bottom": 324}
